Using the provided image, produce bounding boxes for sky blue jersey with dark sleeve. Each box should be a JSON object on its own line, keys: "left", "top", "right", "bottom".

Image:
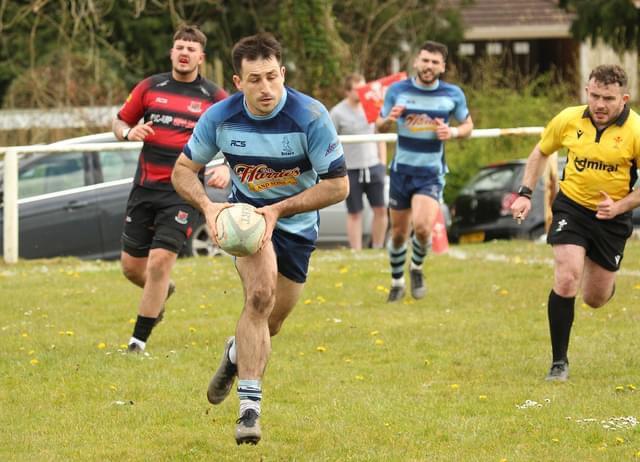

{"left": 184, "top": 87, "right": 346, "bottom": 242}
{"left": 380, "top": 77, "right": 469, "bottom": 179}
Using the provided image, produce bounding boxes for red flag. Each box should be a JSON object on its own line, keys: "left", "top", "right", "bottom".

{"left": 356, "top": 72, "right": 407, "bottom": 123}
{"left": 431, "top": 208, "right": 449, "bottom": 254}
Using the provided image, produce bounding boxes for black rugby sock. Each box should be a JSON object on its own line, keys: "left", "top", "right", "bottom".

{"left": 547, "top": 290, "right": 575, "bottom": 362}
{"left": 132, "top": 315, "right": 157, "bottom": 343}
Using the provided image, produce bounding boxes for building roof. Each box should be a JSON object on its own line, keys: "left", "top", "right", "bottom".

{"left": 451, "top": 0, "right": 575, "bottom": 40}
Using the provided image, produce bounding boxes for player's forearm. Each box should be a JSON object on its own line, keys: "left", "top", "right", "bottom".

{"left": 171, "top": 161, "right": 211, "bottom": 213}
{"left": 521, "top": 144, "right": 548, "bottom": 190}
{"left": 456, "top": 117, "right": 474, "bottom": 138}
{"left": 614, "top": 188, "right": 640, "bottom": 215}
{"left": 112, "top": 118, "right": 130, "bottom": 141}
{"left": 271, "top": 176, "right": 349, "bottom": 219}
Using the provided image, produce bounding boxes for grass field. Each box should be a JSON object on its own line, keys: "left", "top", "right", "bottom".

{"left": 1, "top": 240, "right": 639, "bottom": 461}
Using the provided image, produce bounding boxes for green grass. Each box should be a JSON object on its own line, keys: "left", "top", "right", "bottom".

{"left": 2, "top": 241, "right": 639, "bottom": 461}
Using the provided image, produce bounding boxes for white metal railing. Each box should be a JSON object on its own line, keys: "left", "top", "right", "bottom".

{"left": 1, "top": 127, "right": 543, "bottom": 263}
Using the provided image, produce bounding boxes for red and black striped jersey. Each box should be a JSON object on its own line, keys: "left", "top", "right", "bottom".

{"left": 117, "top": 72, "right": 228, "bottom": 190}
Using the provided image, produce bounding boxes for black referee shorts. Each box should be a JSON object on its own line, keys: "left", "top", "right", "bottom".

{"left": 547, "top": 190, "right": 633, "bottom": 271}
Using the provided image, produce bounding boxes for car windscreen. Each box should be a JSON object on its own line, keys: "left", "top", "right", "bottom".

{"left": 461, "top": 165, "right": 520, "bottom": 194}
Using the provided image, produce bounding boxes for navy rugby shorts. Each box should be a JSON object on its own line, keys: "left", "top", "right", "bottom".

{"left": 388, "top": 171, "right": 444, "bottom": 210}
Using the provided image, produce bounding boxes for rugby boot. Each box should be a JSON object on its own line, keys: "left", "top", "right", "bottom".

{"left": 545, "top": 360, "right": 569, "bottom": 382}
{"left": 207, "top": 336, "right": 237, "bottom": 404}
{"left": 235, "top": 409, "right": 261, "bottom": 445}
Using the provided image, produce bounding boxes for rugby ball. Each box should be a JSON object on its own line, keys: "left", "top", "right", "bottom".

{"left": 215, "top": 204, "right": 266, "bottom": 257}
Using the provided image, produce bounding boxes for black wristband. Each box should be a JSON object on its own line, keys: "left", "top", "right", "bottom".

{"left": 517, "top": 185, "right": 533, "bottom": 199}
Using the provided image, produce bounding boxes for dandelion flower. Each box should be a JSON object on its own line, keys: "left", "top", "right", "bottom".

{"left": 298, "top": 352, "right": 305, "bottom": 356}
{"left": 370, "top": 330, "right": 380, "bottom": 336}
{"left": 479, "top": 395, "right": 487, "bottom": 400}
{"left": 21, "top": 332, "right": 28, "bottom": 338}
{"left": 316, "top": 346, "right": 326, "bottom": 352}
{"left": 344, "top": 358, "right": 352, "bottom": 363}
{"left": 97, "top": 342, "right": 106, "bottom": 349}
{"left": 65, "top": 331, "right": 74, "bottom": 336}
{"left": 615, "top": 385, "right": 625, "bottom": 392}
{"left": 551, "top": 438, "right": 559, "bottom": 443}
{"left": 128, "top": 318, "right": 135, "bottom": 324}
{"left": 30, "top": 359, "right": 39, "bottom": 365}
{"left": 376, "top": 285, "right": 386, "bottom": 292}
{"left": 375, "top": 339, "right": 384, "bottom": 346}
{"left": 339, "top": 266, "right": 349, "bottom": 274}
{"left": 499, "top": 289, "right": 509, "bottom": 296}
{"left": 424, "top": 359, "right": 430, "bottom": 365}
{"left": 450, "top": 384, "right": 460, "bottom": 390}
{"left": 355, "top": 375, "right": 364, "bottom": 380}
{"left": 303, "top": 299, "right": 312, "bottom": 305}
{"left": 334, "top": 282, "right": 343, "bottom": 288}
{"left": 189, "top": 327, "right": 197, "bottom": 333}
{"left": 109, "top": 385, "right": 117, "bottom": 391}
{"left": 615, "top": 437, "right": 624, "bottom": 445}
{"left": 627, "top": 384, "right": 636, "bottom": 391}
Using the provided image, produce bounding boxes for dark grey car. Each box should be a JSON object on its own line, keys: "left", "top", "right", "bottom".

{"left": 0, "top": 133, "right": 224, "bottom": 260}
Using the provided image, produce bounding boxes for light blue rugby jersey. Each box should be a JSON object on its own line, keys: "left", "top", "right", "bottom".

{"left": 184, "top": 87, "right": 346, "bottom": 242}
{"left": 380, "top": 77, "right": 469, "bottom": 178}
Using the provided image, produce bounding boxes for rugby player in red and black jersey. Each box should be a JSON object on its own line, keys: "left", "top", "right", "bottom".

{"left": 112, "top": 25, "right": 228, "bottom": 353}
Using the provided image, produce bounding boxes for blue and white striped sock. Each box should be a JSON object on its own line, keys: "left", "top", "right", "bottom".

{"left": 411, "top": 234, "right": 429, "bottom": 269}
{"left": 238, "top": 379, "right": 261, "bottom": 416}
{"left": 388, "top": 241, "right": 407, "bottom": 282}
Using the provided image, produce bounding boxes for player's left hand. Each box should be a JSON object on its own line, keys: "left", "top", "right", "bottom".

{"left": 205, "top": 164, "right": 231, "bottom": 189}
{"left": 596, "top": 191, "right": 618, "bottom": 220}
{"left": 434, "top": 118, "right": 453, "bottom": 140}
{"left": 254, "top": 205, "right": 279, "bottom": 249}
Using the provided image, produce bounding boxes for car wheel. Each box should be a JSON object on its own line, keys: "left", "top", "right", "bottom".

{"left": 186, "top": 223, "right": 222, "bottom": 257}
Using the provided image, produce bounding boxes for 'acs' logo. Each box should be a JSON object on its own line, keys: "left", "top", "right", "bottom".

{"left": 230, "top": 140, "right": 246, "bottom": 147}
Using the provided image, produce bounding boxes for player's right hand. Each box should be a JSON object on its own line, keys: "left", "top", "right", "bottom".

{"left": 128, "top": 121, "right": 155, "bottom": 141}
{"left": 510, "top": 196, "right": 531, "bottom": 224}
{"left": 204, "top": 202, "right": 232, "bottom": 245}
{"left": 387, "top": 105, "right": 406, "bottom": 122}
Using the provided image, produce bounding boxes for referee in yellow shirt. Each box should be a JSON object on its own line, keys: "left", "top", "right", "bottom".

{"left": 511, "top": 64, "right": 640, "bottom": 381}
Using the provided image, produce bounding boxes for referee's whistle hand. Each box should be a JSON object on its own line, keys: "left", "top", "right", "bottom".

{"left": 510, "top": 197, "right": 531, "bottom": 224}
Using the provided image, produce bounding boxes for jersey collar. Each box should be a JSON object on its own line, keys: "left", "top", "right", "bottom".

{"left": 243, "top": 88, "right": 288, "bottom": 121}
{"left": 411, "top": 77, "right": 439, "bottom": 91}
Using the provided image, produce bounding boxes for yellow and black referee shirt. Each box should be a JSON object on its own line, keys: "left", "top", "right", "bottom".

{"left": 539, "top": 104, "right": 640, "bottom": 210}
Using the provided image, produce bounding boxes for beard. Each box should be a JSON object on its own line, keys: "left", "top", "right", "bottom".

{"left": 417, "top": 70, "right": 440, "bottom": 85}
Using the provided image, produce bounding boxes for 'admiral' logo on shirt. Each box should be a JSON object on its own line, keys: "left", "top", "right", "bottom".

{"left": 573, "top": 156, "right": 618, "bottom": 173}
{"left": 234, "top": 163, "right": 300, "bottom": 192}
{"left": 325, "top": 141, "right": 338, "bottom": 157}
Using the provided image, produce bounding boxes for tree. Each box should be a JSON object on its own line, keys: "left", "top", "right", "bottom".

{"left": 559, "top": 0, "right": 640, "bottom": 52}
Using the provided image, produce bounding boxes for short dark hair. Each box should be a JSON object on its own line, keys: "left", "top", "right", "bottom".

{"left": 588, "top": 65, "right": 628, "bottom": 89}
{"left": 343, "top": 73, "right": 365, "bottom": 91}
{"left": 419, "top": 40, "right": 448, "bottom": 62}
{"left": 173, "top": 24, "right": 207, "bottom": 50}
{"left": 232, "top": 33, "right": 282, "bottom": 75}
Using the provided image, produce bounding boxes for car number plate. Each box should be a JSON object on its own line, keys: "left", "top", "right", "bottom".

{"left": 459, "top": 231, "right": 485, "bottom": 243}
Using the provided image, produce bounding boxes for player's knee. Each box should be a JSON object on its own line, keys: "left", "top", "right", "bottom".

{"left": 246, "top": 287, "right": 276, "bottom": 315}
{"left": 412, "top": 225, "right": 431, "bottom": 243}
{"left": 583, "top": 289, "right": 612, "bottom": 309}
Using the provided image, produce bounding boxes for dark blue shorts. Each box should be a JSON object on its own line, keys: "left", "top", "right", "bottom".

{"left": 388, "top": 171, "right": 444, "bottom": 210}
{"left": 346, "top": 164, "right": 386, "bottom": 214}
{"left": 272, "top": 228, "right": 316, "bottom": 283}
